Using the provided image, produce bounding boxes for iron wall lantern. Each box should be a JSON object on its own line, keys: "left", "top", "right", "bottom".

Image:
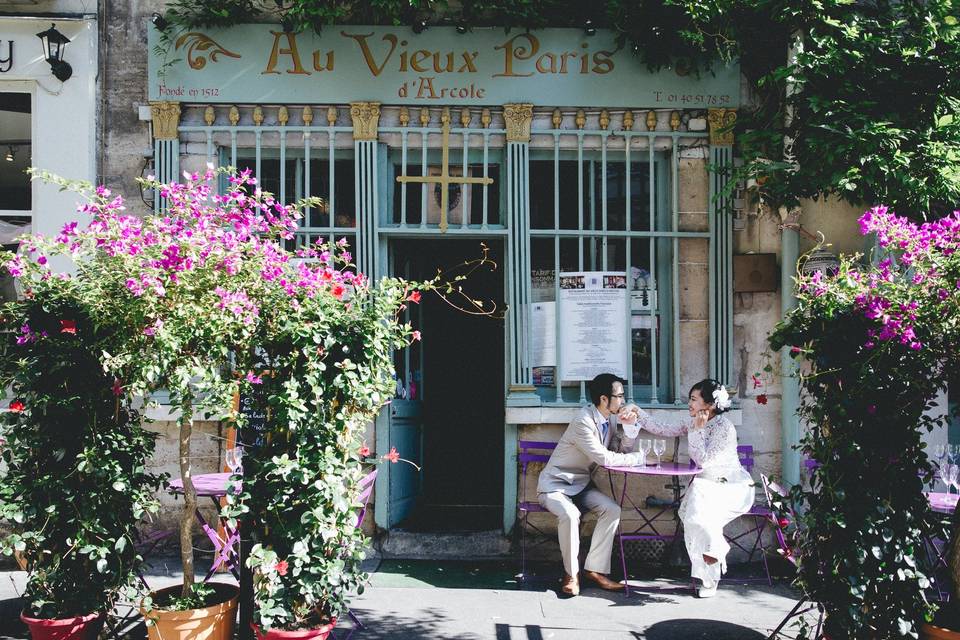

{"left": 36, "top": 23, "right": 72, "bottom": 82}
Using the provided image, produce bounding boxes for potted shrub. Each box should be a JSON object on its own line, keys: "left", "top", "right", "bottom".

{"left": 0, "top": 295, "right": 164, "bottom": 639}
{"left": 770, "top": 205, "right": 960, "bottom": 638}
{"left": 3, "top": 168, "right": 315, "bottom": 631}
{"left": 228, "top": 241, "right": 422, "bottom": 638}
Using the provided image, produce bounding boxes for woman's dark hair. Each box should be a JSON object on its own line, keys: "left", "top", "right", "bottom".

{"left": 589, "top": 373, "right": 626, "bottom": 406}
{"left": 689, "top": 378, "right": 729, "bottom": 414}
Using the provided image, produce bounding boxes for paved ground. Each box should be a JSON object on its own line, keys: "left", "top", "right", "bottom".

{"left": 0, "top": 555, "right": 808, "bottom": 639}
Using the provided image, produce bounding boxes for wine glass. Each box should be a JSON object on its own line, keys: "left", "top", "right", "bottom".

{"left": 935, "top": 444, "right": 947, "bottom": 469}
{"left": 949, "top": 465, "right": 960, "bottom": 505}
{"left": 225, "top": 446, "right": 244, "bottom": 475}
{"left": 638, "top": 439, "right": 652, "bottom": 466}
{"left": 653, "top": 439, "right": 666, "bottom": 469}
{"left": 939, "top": 460, "right": 953, "bottom": 493}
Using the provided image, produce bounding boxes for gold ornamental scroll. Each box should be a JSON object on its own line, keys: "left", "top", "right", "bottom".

{"left": 708, "top": 108, "right": 737, "bottom": 146}
{"left": 150, "top": 101, "right": 181, "bottom": 140}
{"left": 395, "top": 106, "right": 494, "bottom": 232}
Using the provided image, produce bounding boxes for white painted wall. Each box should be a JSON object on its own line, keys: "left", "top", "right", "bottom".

{"left": 0, "top": 17, "right": 97, "bottom": 262}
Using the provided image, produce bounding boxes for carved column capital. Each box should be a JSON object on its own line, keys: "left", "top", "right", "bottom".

{"left": 150, "top": 101, "right": 181, "bottom": 140}
{"left": 708, "top": 108, "right": 737, "bottom": 146}
{"left": 350, "top": 102, "right": 381, "bottom": 141}
{"left": 504, "top": 103, "right": 534, "bottom": 143}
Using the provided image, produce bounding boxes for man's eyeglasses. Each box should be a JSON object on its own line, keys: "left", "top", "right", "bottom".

{"left": 611, "top": 393, "right": 625, "bottom": 399}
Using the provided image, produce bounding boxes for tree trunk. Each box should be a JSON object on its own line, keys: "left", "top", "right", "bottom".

{"left": 179, "top": 400, "right": 196, "bottom": 598}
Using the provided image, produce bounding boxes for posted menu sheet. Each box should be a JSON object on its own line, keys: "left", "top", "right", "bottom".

{"left": 558, "top": 271, "right": 628, "bottom": 381}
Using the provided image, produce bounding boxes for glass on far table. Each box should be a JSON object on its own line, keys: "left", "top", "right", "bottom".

{"left": 950, "top": 464, "right": 960, "bottom": 504}
{"left": 225, "top": 446, "right": 244, "bottom": 475}
{"left": 938, "top": 460, "right": 953, "bottom": 493}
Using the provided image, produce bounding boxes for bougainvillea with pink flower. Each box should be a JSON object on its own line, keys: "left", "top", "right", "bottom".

{"left": 770, "top": 205, "right": 960, "bottom": 637}
{"left": 2, "top": 167, "right": 427, "bottom": 615}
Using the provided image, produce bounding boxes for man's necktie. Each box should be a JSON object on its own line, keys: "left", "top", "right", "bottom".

{"left": 600, "top": 420, "right": 608, "bottom": 441}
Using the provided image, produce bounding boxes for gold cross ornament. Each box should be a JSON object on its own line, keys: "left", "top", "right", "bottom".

{"left": 395, "top": 107, "right": 494, "bottom": 232}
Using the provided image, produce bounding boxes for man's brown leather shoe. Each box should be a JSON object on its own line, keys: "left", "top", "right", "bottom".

{"left": 582, "top": 570, "right": 625, "bottom": 591}
{"left": 560, "top": 573, "right": 580, "bottom": 596}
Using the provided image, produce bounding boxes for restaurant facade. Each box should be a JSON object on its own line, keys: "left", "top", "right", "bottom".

{"left": 139, "top": 22, "right": 786, "bottom": 544}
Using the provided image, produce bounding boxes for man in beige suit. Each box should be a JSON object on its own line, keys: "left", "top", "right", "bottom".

{"left": 537, "top": 373, "right": 643, "bottom": 596}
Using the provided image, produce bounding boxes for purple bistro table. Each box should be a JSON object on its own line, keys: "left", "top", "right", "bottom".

{"left": 169, "top": 472, "right": 241, "bottom": 581}
{"left": 604, "top": 461, "right": 702, "bottom": 596}
{"left": 924, "top": 492, "right": 956, "bottom": 601}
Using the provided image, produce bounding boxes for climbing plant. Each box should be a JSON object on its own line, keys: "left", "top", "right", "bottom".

{"left": 157, "top": 0, "right": 960, "bottom": 216}
{"left": 770, "top": 204, "right": 960, "bottom": 636}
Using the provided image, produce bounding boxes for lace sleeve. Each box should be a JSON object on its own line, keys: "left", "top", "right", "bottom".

{"left": 635, "top": 410, "right": 689, "bottom": 438}
{"left": 697, "top": 418, "right": 737, "bottom": 467}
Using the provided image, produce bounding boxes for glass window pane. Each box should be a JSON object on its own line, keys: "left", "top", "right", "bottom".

{"left": 0, "top": 92, "right": 32, "bottom": 212}
{"left": 468, "top": 163, "right": 500, "bottom": 225}
{"left": 529, "top": 160, "right": 554, "bottom": 229}
{"left": 306, "top": 159, "right": 355, "bottom": 229}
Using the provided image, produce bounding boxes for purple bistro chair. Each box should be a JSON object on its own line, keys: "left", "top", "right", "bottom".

{"left": 761, "top": 474, "right": 825, "bottom": 640}
{"left": 342, "top": 468, "right": 378, "bottom": 640}
{"left": 516, "top": 440, "right": 558, "bottom": 583}
{"left": 722, "top": 445, "right": 774, "bottom": 585}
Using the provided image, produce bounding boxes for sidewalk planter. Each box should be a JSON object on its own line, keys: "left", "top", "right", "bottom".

{"left": 19, "top": 612, "right": 103, "bottom": 640}
{"left": 141, "top": 583, "right": 239, "bottom": 640}
{"left": 251, "top": 618, "right": 337, "bottom": 640}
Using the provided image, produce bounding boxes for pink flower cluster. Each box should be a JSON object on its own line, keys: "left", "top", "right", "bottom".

{"left": 804, "top": 204, "right": 960, "bottom": 352}
{"left": 3, "top": 167, "right": 369, "bottom": 326}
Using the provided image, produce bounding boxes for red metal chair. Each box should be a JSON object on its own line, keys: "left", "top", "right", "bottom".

{"left": 516, "top": 440, "right": 557, "bottom": 582}
{"left": 762, "top": 473, "right": 825, "bottom": 640}
{"left": 342, "top": 468, "right": 378, "bottom": 640}
{"left": 723, "top": 444, "right": 774, "bottom": 585}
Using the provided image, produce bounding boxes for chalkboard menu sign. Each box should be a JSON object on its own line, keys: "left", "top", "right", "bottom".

{"left": 237, "top": 385, "right": 268, "bottom": 448}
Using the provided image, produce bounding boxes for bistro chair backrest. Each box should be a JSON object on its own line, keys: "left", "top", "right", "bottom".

{"left": 738, "top": 444, "right": 755, "bottom": 474}
{"left": 518, "top": 440, "right": 557, "bottom": 501}
{"left": 761, "top": 473, "right": 797, "bottom": 567}
{"left": 356, "top": 468, "right": 378, "bottom": 529}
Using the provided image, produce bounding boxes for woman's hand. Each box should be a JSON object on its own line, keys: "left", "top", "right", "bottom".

{"left": 692, "top": 409, "right": 711, "bottom": 430}
{"left": 619, "top": 403, "right": 640, "bottom": 425}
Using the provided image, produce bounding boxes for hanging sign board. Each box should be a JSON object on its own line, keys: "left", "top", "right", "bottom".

{"left": 558, "top": 271, "right": 629, "bottom": 381}
{"left": 147, "top": 26, "right": 739, "bottom": 108}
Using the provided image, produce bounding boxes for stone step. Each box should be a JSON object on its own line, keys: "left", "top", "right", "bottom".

{"left": 379, "top": 529, "right": 512, "bottom": 559}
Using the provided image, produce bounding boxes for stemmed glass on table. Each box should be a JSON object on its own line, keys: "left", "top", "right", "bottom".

{"left": 638, "top": 439, "right": 652, "bottom": 467}
{"left": 225, "top": 445, "right": 244, "bottom": 476}
{"left": 652, "top": 439, "right": 666, "bottom": 469}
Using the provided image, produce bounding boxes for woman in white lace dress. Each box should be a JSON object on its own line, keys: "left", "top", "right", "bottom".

{"left": 630, "top": 379, "right": 754, "bottom": 598}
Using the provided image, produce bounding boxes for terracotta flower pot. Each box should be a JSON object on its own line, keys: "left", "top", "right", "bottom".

{"left": 19, "top": 611, "right": 103, "bottom": 640}
{"left": 251, "top": 618, "right": 337, "bottom": 640}
{"left": 141, "top": 583, "right": 238, "bottom": 640}
{"left": 922, "top": 622, "right": 960, "bottom": 639}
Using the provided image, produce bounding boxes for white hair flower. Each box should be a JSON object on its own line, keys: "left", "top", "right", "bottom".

{"left": 712, "top": 385, "right": 732, "bottom": 410}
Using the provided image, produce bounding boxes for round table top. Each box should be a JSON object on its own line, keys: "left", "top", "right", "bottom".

{"left": 927, "top": 491, "right": 958, "bottom": 515}
{"left": 604, "top": 461, "right": 702, "bottom": 476}
{"left": 168, "top": 472, "right": 239, "bottom": 497}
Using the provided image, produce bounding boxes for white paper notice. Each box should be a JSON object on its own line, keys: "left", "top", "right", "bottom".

{"left": 558, "top": 271, "right": 629, "bottom": 381}
{"left": 530, "top": 302, "right": 557, "bottom": 367}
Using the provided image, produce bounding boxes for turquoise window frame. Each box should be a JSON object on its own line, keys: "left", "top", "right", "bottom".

{"left": 526, "top": 148, "right": 674, "bottom": 405}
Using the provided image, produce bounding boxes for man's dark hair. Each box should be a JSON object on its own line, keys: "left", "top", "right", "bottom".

{"left": 589, "top": 373, "right": 626, "bottom": 406}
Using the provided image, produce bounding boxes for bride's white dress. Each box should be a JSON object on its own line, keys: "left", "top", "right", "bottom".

{"left": 636, "top": 412, "right": 755, "bottom": 586}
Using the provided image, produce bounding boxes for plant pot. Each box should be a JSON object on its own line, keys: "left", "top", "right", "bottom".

{"left": 19, "top": 611, "right": 104, "bottom": 640}
{"left": 922, "top": 623, "right": 960, "bottom": 639}
{"left": 251, "top": 618, "right": 337, "bottom": 640}
{"left": 14, "top": 550, "right": 27, "bottom": 570}
{"left": 141, "top": 583, "right": 238, "bottom": 640}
